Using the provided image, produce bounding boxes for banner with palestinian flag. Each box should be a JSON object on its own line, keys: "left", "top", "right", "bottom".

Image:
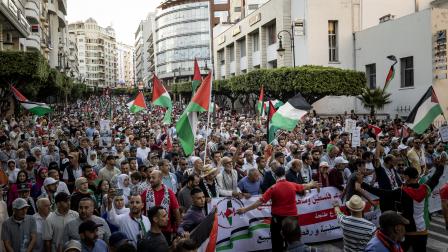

{"left": 176, "top": 73, "right": 212, "bottom": 155}
{"left": 127, "top": 91, "right": 147, "bottom": 113}
{"left": 11, "top": 86, "right": 52, "bottom": 116}
{"left": 406, "top": 86, "right": 443, "bottom": 134}
{"left": 192, "top": 58, "right": 202, "bottom": 95}
{"left": 271, "top": 93, "right": 311, "bottom": 131}
{"left": 383, "top": 59, "right": 397, "bottom": 90}
{"left": 152, "top": 74, "right": 172, "bottom": 124}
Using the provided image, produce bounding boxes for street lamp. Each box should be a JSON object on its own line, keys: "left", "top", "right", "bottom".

{"left": 277, "top": 25, "right": 295, "bottom": 67}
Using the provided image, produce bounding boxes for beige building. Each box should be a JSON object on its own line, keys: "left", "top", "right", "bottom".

{"left": 117, "top": 42, "right": 135, "bottom": 87}
{"left": 69, "top": 18, "right": 118, "bottom": 87}
{"left": 0, "top": 0, "right": 30, "bottom": 51}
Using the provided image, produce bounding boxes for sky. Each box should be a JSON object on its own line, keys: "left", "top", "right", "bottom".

{"left": 67, "top": 0, "right": 160, "bottom": 45}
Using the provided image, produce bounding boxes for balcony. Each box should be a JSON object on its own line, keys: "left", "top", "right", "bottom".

{"left": 58, "top": 0, "right": 66, "bottom": 15}
{"left": 25, "top": 0, "right": 40, "bottom": 24}
{"left": 57, "top": 9, "right": 65, "bottom": 28}
{"left": 24, "top": 33, "right": 40, "bottom": 50}
{"left": 0, "top": 0, "right": 31, "bottom": 37}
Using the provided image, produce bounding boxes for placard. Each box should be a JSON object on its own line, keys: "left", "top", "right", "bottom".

{"left": 352, "top": 127, "right": 361, "bottom": 147}
{"left": 440, "top": 126, "right": 448, "bottom": 142}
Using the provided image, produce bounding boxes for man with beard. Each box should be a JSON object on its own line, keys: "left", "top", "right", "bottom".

{"left": 140, "top": 170, "right": 181, "bottom": 244}
{"left": 137, "top": 206, "right": 170, "bottom": 252}
{"left": 78, "top": 220, "right": 108, "bottom": 251}
{"left": 2, "top": 198, "right": 37, "bottom": 252}
{"left": 39, "top": 177, "right": 59, "bottom": 211}
{"left": 107, "top": 193, "right": 150, "bottom": 247}
{"left": 62, "top": 197, "right": 110, "bottom": 245}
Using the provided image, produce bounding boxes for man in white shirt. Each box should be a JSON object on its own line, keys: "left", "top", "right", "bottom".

{"left": 136, "top": 139, "right": 150, "bottom": 161}
{"left": 107, "top": 193, "right": 150, "bottom": 247}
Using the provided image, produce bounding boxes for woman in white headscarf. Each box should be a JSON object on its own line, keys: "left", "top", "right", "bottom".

{"left": 87, "top": 150, "right": 100, "bottom": 173}
{"left": 103, "top": 194, "right": 129, "bottom": 233}
{"left": 117, "top": 174, "right": 131, "bottom": 205}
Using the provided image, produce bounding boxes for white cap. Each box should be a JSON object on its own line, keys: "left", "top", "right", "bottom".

{"left": 335, "top": 156, "right": 349, "bottom": 165}
{"left": 43, "top": 177, "right": 59, "bottom": 187}
{"left": 398, "top": 144, "right": 409, "bottom": 151}
{"left": 314, "top": 140, "right": 323, "bottom": 147}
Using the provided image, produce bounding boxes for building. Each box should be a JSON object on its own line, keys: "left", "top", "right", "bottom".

{"left": 353, "top": 7, "right": 448, "bottom": 117}
{"left": 117, "top": 42, "right": 135, "bottom": 87}
{"left": 67, "top": 30, "right": 79, "bottom": 79}
{"left": 229, "top": 0, "right": 267, "bottom": 23}
{"left": 1, "top": 0, "right": 30, "bottom": 51}
{"left": 134, "top": 13, "right": 155, "bottom": 86}
{"left": 45, "top": 0, "right": 69, "bottom": 70}
{"left": 213, "top": 0, "right": 446, "bottom": 116}
{"left": 154, "top": 0, "right": 212, "bottom": 85}
{"left": 68, "top": 18, "right": 118, "bottom": 88}
{"left": 21, "top": 0, "right": 48, "bottom": 56}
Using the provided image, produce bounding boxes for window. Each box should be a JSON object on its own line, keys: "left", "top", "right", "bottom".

{"left": 219, "top": 50, "right": 225, "bottom": 65}
{"left": 365, "top": 64, "right": 376, "bottom": 89}
{"left": 400, "top": 56, "right": 414, "bottom": 88}
{"left": 234, "top": 7, "right": 241, "bottom": 12}
{"left": 252, "top": 33, "right": 259, "bottom": 52}
{"left": 240, "top": 39, "right": 246, "bottom": 57}
{"left": 248, "top": 4, "right": 258, "bottom": 10}
{"left": 267, "top": 24, "right": 276, "bottom": 45}
{"left": 229, "top": 45, "right": 235, "bottom": 61}
{"left": 328, "top": 20, "right": 338, "bottom": 62}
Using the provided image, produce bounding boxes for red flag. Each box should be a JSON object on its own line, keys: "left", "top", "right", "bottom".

{"left": 368, "top": 124, "right": 382, "bottom": 136}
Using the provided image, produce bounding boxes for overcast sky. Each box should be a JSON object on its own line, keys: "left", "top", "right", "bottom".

{"left": 67, "top": 0, "right": 159, "bottom": 46}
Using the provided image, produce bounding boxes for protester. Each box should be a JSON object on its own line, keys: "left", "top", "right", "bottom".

{"left": 441, "top": 182, "right": 448, "bottom": 230}
{"left": 33, "top": 198, "right": 51, "bottom": 252}
{"left": 237, "top": 167, "right": 320, "bottom": 251}
{"left": 78, "top": 220, "right": 109, "bottom": 251}
{"left": 177, "top": 174, "right": 200, "bottom": 210}
{"left": 43, "top": 192, "right": 79, "bottom": 252}
{"left": 365, "top": 211, "right": 408, "bottom": 252}
{"left": 333, "top": 195, "right": 376, "bottom": 251}
{"left": 178, "top": 187, "right": 206, "bottom": 234}
{"left": 108, "top": 231, "right": 132, "bottom": 252}
{"left": 2, "top": 198, "right": 37, "bottom": 252}
{"left": 137, "top": 206, "right": 169, "bottom": 252}
{"left": 281, "top": 216, "right": 317, "bottom": 252}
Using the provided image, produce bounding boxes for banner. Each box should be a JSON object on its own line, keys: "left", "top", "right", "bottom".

{"left": 209, "top": 187, "right": 380, "bottom": 252}
{"left": 424, "top": 165, "right": 448, "bottom": 213}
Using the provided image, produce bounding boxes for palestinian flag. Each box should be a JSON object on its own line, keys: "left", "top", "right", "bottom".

{"left": 11, "top": 86, "right": 52, "bottom": 116}
{"left": 383, "top": 62, "right": 397, "bottom": 90}
{"left": 152, "top": 74, "right": 172, "bottom": 124}
{"left": 406, "top": 86, "right": 443, "bottom": 134}
{"left": 257, "top": 85, "right": 264, "bottom": 116}
{"left": 163, "top": 127, "right": 173, "bottom": 152}
{"left": 267, "top": 100, "right": 278, "bottom": 143}
{"left": 368, "top": 124, "right": 382, "bottom": 136}
{"left": 127, "top": 91, "right": 147, "bottom": 113}
{"left": 191, "top": 209, "right": 218, "bottom": 252}
{"left": 271, "top": 93, "right": 311, "bottom": 131}
{"left": 176, "top": 73, "right": 211, "bottom": 155}
{"left": 192, "top": 58, "right": 202, "bottom": 95}
{"left": 262, "top": 99, "right": 283, "bottom": 117}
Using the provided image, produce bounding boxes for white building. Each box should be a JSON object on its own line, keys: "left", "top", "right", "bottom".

{"left": 0, "top": 0, "right": 30, "bottom": 51}
{"left": 134, "top": 13, "right": 155, "bottom": 86}
{"left": 117, "top": 42, "right": 135, "bottom": 87}
{"left": 214, "top": 0, "right": 448, "bottom": 116}
{"left": 68, "top": 18, "right": 118, "bottom": 87}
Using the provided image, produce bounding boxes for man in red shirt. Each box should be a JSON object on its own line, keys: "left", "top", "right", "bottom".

{"left": 237, "top": 167, "right": 320, "bottom": 251}
{"left": 440, "top": 182, "right": 448, "bottom": 230}
{"left": 141, "top": 170, "right": 181, "bottom": 244}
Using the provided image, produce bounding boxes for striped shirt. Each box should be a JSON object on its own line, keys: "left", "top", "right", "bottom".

{"left": 337, "top": 212, "right": 377, "bottom": 252}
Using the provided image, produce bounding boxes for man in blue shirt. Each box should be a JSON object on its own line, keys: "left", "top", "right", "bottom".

{"left": 365, "top": 211, "right": 408, "bottom": 252}
{"left": 238, "top": 168, "right": 262, "bottom": 196}
{"left": 79, "top": 220, "right": 108, "bottom": 252}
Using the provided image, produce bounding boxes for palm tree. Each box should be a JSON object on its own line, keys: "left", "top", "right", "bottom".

{"left": 357, "top": 87, "right": 392, "bottom": 117}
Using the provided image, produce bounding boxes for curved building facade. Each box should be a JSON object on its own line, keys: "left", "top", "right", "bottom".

{"left": 155, "top": 0, "right": 211, "bottom": 82}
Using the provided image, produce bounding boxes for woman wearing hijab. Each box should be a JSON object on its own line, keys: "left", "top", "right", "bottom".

{"left": 31, "top": 166, "right": 48, "bottom": 199}
{"left": 7, "top": 170, "right": 29, "bottom": 208}
{"left": 87, "top": 150, "right": 101, "bottom": 173}
{"left": 103, "top": 194, "right": 130, "bottom": 233}
{"left": 116, "top": 174, "right": 131, "bottom": 205}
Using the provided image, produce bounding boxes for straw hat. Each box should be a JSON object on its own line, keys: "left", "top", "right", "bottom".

{"left": 201, "top": 165, "right": 217, "bottom": 178}
{"left": 345, "top": 195, "right": 366, "bottom": 212}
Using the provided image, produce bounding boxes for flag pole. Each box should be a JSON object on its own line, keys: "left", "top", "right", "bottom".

{"left": 203, "top": 2, "right": 214, "bottom": 165}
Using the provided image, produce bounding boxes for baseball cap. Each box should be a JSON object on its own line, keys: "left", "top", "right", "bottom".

{"left": 78, "top": 220, "right": 103, "bottom": 234}
{"left": 314, "top": 140, "right": 323, "bottom": 147}
{"left": 55, "top": 192, "right": 70, "bottom": 203}
{"left": 109, "top": 231, "right": 130, "bottom": 248}
{"left": 398, "top": 144, "right": 409, "bottom": 151}
{"left": 17, "top": 183, "right": 31, "bottom": 192}
{"left": 44, "top": 177, "right": 59, "bottom": 187}
{"left": 335, "top": 156, "right": 349, "bottom": 165}
{"left": 379, "top": 211, "right": 409, "bottom": 229}
{"left": 63, "top": 240, "right": 81, "bottom": 252}
{"left": 12, "top": 198, "right": 30, "bottom": 209}
{"left": 366, "top": 138, "right": 376, "bottom": 143}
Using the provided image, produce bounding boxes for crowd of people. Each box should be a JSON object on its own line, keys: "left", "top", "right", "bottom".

{"left": 0, "top": 94, "right": 447, "bottom": 252}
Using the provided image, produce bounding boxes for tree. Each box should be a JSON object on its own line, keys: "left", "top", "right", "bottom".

{"left": 357, "top": 87, "right": 392, "bottom": 117}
